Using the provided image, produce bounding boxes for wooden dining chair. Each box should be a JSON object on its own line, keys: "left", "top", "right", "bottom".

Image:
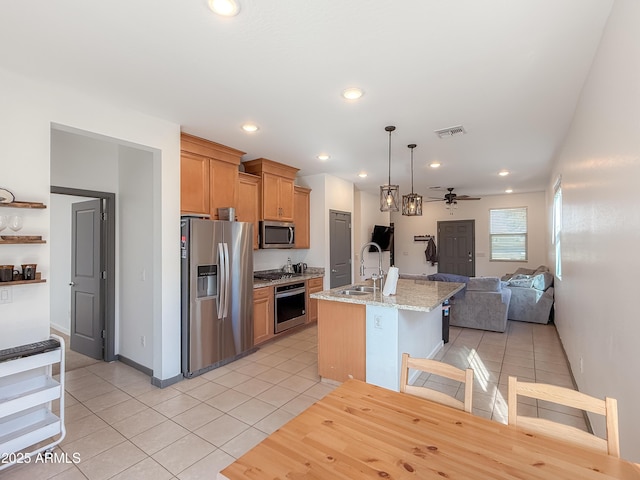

{"left": 400, "top": 353, "right": 474, "bottom": 413}
{"left": 508, "top": 376, "right": 620, "bottom": 457}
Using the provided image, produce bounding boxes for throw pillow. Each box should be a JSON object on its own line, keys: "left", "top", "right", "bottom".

{"left": 532, "top": 271, "right": 554, "bottom": 291}
{"left": 507, "top": 275, "right": 534, "bottom": 288}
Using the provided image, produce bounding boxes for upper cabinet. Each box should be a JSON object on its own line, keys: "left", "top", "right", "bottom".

{"left": 180, "top": 133, "right": 245, "bottom": 219}
{"left": 237, "top": 172, "right": 260, "bottom": 250}
{"left": 294, "top": 186, "right": 311, "bottom": 249}
{"left": 243, "top": 158, "right": 299, "bottom": 222}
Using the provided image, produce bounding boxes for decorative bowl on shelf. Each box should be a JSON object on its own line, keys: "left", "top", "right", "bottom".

{"left": 0, "top": 188, "right": 15, "bottom": 204}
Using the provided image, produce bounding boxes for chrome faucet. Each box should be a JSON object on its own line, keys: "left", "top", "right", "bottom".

{"left": 359, "top": 242, "right": 384, "bottom": 288}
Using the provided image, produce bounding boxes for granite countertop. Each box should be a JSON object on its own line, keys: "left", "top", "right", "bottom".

{"left": 310, "top": 278, "right": 464, "bottom": 312}
{"left": 253, "top": 271, "right": 324, "bottom": 289}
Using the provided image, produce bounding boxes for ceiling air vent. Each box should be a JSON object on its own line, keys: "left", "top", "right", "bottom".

{"left": 434, "top": 125, "right": 466, "bottom": 138}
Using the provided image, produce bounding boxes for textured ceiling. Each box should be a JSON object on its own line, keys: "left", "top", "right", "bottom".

{"left": 0, "top": 0, "right": 613, "bottom": 197}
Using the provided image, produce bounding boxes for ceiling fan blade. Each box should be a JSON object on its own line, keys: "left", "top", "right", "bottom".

{"left": 424, "top": 199, "right": 445, "bottom": 202}
{"left": 457, "top": 196, "right": 481, "bottom": 200}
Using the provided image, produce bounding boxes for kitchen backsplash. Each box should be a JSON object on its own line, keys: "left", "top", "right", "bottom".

{"left": 253, "top": 249, "right": 311, "bottom": 272}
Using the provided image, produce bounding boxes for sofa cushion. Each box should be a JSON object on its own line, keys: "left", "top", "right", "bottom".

{"left": 513, "top": 267, "right": 535, "bottom": 276}
{"left": 532, "top": 271, "right": 554, "bottom": 291}
{"left": 467, "top": 276, "right": 501, "bottom": 292}
{"left": 427, "top": 273, "right": 470, "bottom": 299}
{"left": 427, "top": 273, "right": 469, "bottom": 284}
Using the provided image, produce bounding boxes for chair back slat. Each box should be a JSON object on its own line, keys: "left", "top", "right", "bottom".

{"left": 508, "top": 376, "right": 620, "bottom": 458}
{"left": 401, "top": 353, "right": 474, "bottom": 413}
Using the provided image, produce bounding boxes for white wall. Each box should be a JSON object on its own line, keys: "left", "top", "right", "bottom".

{"left": 354, "top": 190, "right": 391, "bottom": 281}
{"left": 0, "top": 67, "right": 181, "bottom": 381}
{"left": 392, "top": 191, "right": 547, "bottom": 277}
{"left": 286, "top": 174, "right": 354, "bottom": 289}
{"left": 547, "top": 0, "right": 640, "bottom": 461}
{"left": 118, "top": 146, "right": 154, "bottom": 368}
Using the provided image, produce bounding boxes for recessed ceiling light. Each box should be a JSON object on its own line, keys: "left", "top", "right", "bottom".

{"left": 505, "top": 189, "right": 513, "bottom": 193}
{"left": 317, "top": 154, "right": 330, "bottom": 161}
{"left": 498, "top": 170, "right": 510, "bottom": 176}
{"left": 208, "top": 0, "right": 240, "bottom": 16}
{"left": 342, "top": 87, "right": 364, "bottom": 100}
{"left": 358, "top": 172, "right": 367, "bottom": 178}
{"left": 430, "top": 162, "right": 441, "bottom": 168}
{"left": 241, "top": 123, "right": 259, "bottom": 133}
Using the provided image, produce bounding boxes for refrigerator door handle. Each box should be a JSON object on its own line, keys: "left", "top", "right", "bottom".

{"left": 217, "top": 243, "right": 225, "bottom": 319}
{"left": 223, "top": 242, "right": 230, "bottom": 318}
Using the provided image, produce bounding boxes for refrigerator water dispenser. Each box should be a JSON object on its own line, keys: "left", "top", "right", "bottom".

{"left": 197, "top": 265, "right": 217, "bottom": 298}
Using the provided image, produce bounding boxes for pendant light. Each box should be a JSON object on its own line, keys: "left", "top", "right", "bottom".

{"left": 380, "top": 126, "right": 399, "bottom": 212}
{"left": 402, "top": 144, "right": 423, "bottom": 216}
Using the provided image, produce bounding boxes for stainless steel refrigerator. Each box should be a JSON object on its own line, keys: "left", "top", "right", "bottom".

{"left": 181, "top": 217, "right": 254, "bottom": 377}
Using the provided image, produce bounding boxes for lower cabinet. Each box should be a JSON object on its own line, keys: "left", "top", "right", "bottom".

{"left": 253, "top": 286, "right": 274, "bottom": 346}
{"left": 306, "top": 277, "right": 324, "bottom": 324}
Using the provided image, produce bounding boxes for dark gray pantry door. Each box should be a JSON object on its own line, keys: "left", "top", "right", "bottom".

{"left": 329, "top": 210, "right": 352, "bottom": 288}
{"left": 70, "top": 199, "right": 104, "bottom": 359}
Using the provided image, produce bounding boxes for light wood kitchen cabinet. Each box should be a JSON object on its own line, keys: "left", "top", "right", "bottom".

{"left": 317, "top": 300, "right": 366, "bottom": 382}
{"left": 243, "top": 158, "right": 298, "bottom": 222}
{"left": 253, "top": 286, "right": 274, "bottom": 346}
{"left": 306, "top": 276, "right": 324, "bottom": 324}
{"left": 294, "top": 185, "right": 311, "bottom": 249}
{"left": 209, "top": 159, "right": 239, "bottom": 218}
{"left": 180, "top": 152, "right": 210, "bottom": 216}
{"left": 180, "top": 133, "right": 245, "bottom": 219}
{"left": 237, "top": 173, "right": 260, "bottom": 250}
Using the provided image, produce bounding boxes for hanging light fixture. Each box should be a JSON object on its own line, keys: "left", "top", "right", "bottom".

{"left": 380, "top": 126, "right": 399, "bottom": 212}
{"left": 402, "top": 144, "right": 423, "bottom": 216}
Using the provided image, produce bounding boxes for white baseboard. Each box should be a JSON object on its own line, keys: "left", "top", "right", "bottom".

{"left": 50, "top": 323, "right": 70, "bottom": 336}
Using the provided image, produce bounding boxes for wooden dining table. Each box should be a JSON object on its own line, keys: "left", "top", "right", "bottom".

{"left": 219, "top": 379, "right": 640, "bottom": 479}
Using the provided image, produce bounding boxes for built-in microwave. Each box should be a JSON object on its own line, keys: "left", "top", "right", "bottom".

{"left": 259, "top": 221, "right": 295, "bottom": 249}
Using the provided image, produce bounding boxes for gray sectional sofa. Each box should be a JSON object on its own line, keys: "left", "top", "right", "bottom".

{"left": 426, "top": 274, "right": 512, "bottom": 333}
{"left": 502, "top": 266, "right": 555, "bottom": 324}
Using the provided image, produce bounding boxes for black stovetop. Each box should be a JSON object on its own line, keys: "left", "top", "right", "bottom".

{"left": 254, "top": 272, "right": 303, "bottom": 281}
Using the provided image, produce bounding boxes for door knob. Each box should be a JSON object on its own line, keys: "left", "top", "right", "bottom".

{"left": 331, "top": 269, "right": 337, "bottom": 273}
{"left": 69, "top": 282, "right": 76, "bottom": 286}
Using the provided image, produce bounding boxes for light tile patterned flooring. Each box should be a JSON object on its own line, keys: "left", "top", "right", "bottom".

{"left": 5, "top": 320, "right": 584, "bottom": 479}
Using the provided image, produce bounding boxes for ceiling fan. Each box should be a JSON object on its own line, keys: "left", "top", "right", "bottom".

{"left": 425, "top": 187, "right": 481, "bottom": 205}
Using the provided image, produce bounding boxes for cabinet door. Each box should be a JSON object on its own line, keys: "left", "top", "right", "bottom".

{"left": 253, "top": 287, "right": 274, "bottom": 345}
{"left": 306, "top": 277, "right": 324, "bottom": 324}
{"left": 278, "top": 177, "right": 295, "bottom": 222}
{"left": 294, "top": 186, "right": 310, "bottom": 249}
{"left": 180, "top": 153, "right": 210, "bottom": 215}
{"left": 237, "top": 173, "right": 260, "bottom": 250}
{"left": 209, "top": 159, "right": 239, "bottom": 219}
{"left": 262, "top": 173, "right": 282, "bottom": 221}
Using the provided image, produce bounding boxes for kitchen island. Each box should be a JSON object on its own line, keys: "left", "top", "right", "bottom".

{"left": 310, "top": 278, "right": 464, "bottom": 391}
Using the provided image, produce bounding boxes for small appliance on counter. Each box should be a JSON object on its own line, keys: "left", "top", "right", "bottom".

{"left": 293, "top": 262, "right": 307, "bottom": 274}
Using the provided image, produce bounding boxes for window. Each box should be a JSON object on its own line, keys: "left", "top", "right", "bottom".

{"left": 553, "top": 181, "right": 562, "bottom": 279}
{"left": 490, "top": 207, "right": 527, "bottom": 261}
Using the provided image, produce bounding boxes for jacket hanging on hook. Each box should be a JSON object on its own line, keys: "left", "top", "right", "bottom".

{"left": 425, "top": 237, "right": 437, "bottom": 266}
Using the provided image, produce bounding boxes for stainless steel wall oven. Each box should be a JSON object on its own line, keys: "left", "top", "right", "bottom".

{"left": 274, "top": 282, "right": 306, "bottom": 333}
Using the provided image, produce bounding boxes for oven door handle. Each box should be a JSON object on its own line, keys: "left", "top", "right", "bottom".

{"left": 275, "top": 288, "right": 306, "bottom": 299}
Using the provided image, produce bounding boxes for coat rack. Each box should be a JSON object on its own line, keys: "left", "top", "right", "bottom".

{"left": 413, "top": 235, "right": 434, "bottom": 242}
